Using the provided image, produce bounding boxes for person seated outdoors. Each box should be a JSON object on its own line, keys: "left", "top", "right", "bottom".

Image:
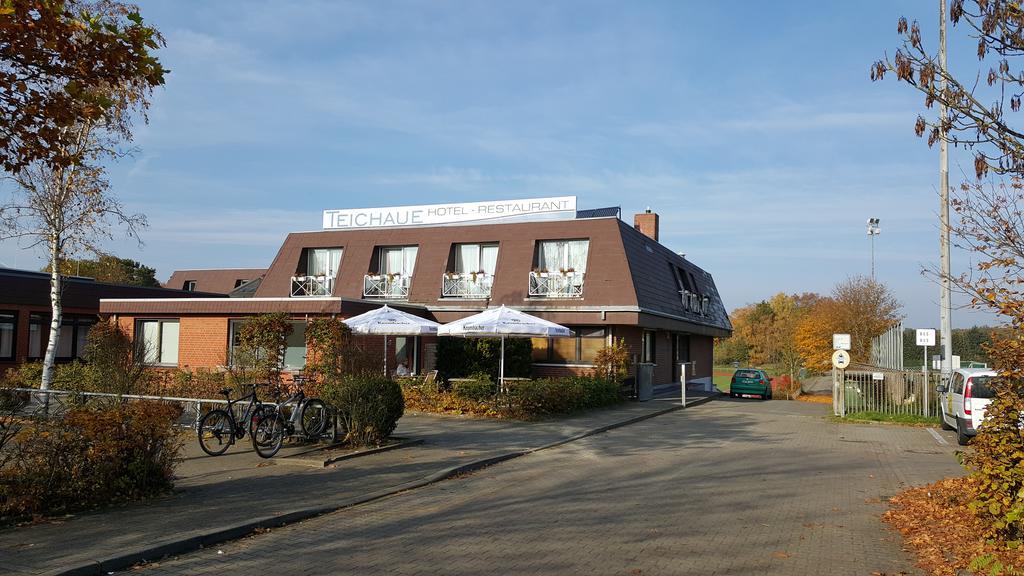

{"left": 394, "top": 362, "right": 410, "bottom": 377}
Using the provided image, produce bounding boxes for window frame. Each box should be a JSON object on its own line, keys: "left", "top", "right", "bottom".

{"left": 0, "top": 311, "right": 16, "bottom": 362}
{"left": 228, "top": 318, "right": 308, "bottom": 371}
{"left": 531, "top": 326, "right": 606, "bottom": 366}
{"left": 136, "top": 318, "right": 180, "bottom": 367}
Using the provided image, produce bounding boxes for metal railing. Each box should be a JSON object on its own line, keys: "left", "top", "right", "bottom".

{"left": 2, "top": 387, "right": 229, "bottom": 429}
{"left": 441, "top": 272, "right": 492, "bottom": 298}
{"left": 528, "top": 271, "right": 585, "bottom": 298}
{"left": 363, "top": 274, "right": 410, "bottom": 299}
{"left": 833, "top": 365, "right": 942, "bottom": 418}
{"left": 291, "top": 275, "right": 334, "bottom": 297}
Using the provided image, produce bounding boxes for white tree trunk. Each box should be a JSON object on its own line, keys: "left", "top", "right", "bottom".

{"left": 41, "top": 236, "right": 62, "bottom": 390}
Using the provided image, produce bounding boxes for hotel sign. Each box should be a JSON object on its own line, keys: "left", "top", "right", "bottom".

{"left": 322, "top": 196, "right": 577, "bottom": 230}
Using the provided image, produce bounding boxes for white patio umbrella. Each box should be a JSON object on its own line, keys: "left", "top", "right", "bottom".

{"left": 343, "top": 305, "right": 441, "bottom": 376}
{"left": 438, "top": 305, "right": 572, "bottom": 386}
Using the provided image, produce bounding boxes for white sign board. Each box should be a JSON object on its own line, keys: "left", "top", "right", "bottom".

{"left": 916, "top": 328, "right": 936, "bottom": 347}
{"left": 832, "top": 349, "right": 851, "bottom": 369}
{"left": 322, "top": 196, "right": 577, "bottom": 230}
{"left": 872, "top": 372, "right": 884, "bottom": 381}
{"left": 833, "top": 334, "right": 851, "bottom": 351}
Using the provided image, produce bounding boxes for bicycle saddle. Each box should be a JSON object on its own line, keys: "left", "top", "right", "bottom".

{"left": 219, "top": 387, "right": 232, "bottom": 396}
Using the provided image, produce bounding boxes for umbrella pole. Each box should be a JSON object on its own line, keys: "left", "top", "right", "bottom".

{"left": 500, "top": 335, "right": 505, "bottom": 393}
{"left": 384, "top": 336, "right": 388, "bottom": 377}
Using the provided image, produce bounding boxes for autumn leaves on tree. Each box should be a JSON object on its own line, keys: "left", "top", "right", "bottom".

{"left": 717, "top": 276, "right": 903, "bottom": 376}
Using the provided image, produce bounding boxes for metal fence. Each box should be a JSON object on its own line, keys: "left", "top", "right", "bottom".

{"left": 870, "top": 321, "right": 905, "bottom": 369}
{"left": 833, "top": 364, "right": 942, "bottom": 418}
{"left": 2, "top": 387, "right": 228, "bottom": 429}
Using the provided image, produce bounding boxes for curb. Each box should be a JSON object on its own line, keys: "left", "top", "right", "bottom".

{"left": 278, "top": 437, "right": 425, "bottom": 468}
{"left": 48, "top": 395, "right": 716, "bottom": 576}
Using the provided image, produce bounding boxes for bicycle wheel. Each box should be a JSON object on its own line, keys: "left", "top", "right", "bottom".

{"left": 252, "top": 410, "right": 285, "bottom": 458}
{"left": 246, "top": 404, "right": 266, "bottom": 440}
{"left": 197, "top": 409, "right": 233, "bottom": 456}
{"left": 300, "top": 399, "right": 328, "bottom": 439}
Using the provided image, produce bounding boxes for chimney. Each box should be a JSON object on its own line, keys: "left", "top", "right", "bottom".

{"left": 633, "top": 207, "right": 659, "bottom": 242}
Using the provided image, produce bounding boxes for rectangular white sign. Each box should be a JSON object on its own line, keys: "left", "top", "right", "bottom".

{"left": 916, "top": 328, "right": 936, "bottom": 347}
{"left": 833, "top": 333, "right": 851, "bottom": 351}
{"left": 322, "top": 196, "right": 577, "bottom": 230}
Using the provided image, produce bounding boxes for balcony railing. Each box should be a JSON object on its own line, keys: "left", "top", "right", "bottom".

{"left": 441, "top": 272, "right": 493, "bottom": 298}
{"left": 291, "top": 275, "right": 334, "bottom": 297}
{"left": 363, "top": 274, "right": 411, "bottom": 299}
{"left": 528, "top": 271, "right": 585, "bottom": 298}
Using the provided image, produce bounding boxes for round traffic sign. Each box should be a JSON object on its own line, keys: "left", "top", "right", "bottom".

{"left": 832, "top": 349, "right": 851, "bottom": 369}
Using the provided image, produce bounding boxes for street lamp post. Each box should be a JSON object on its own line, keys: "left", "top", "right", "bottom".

{"left": 867, "top": 218, "right": 881, "bottom": 279}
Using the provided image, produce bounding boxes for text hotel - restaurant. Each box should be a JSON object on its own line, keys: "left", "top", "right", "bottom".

{"left": 94, "top": 197, "right": 733, "bottom": 385}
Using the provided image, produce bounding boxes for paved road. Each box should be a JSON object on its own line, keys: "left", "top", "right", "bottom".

{"left": 131, "top": 399, "right": 963, "bottom": 576}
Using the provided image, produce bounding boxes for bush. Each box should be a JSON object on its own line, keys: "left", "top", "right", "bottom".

{"left": 452, "top": 375, "right": 497, "bottom": 402}
{"left": 322, "top": 375, "right": 404, "bottom": 447}
{"left": 0, "top": 401, "right": 183, "bottom": 520}
{"left": 504, "top": 376, "right": 621, "bottom": 417}
{"left": 592, "top": 338, "right": 632, "bottom": 383}
{"left": 436, "top": 337, "right": 532, "bottom": 382}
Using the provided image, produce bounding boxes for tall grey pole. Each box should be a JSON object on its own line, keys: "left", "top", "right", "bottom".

{"left": 939, "top": 0, "right": 954, "bottom": 380}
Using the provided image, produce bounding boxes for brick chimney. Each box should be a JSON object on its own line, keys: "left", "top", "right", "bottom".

{"left": 633, "top": 207, "right": 659, "bottom": 242}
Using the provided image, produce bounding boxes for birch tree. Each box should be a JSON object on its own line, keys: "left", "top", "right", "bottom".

{"left": 0, "top": 1, "right": 164, "bottom": 389}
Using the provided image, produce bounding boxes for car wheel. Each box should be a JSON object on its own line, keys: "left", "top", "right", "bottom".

{"left": 765, "top": 388, "right": 772, "bottom": 400}
{"left": 956, "top": 420, "right": 971, "bottom": 446}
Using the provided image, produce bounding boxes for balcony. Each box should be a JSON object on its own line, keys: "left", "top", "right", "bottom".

{"left": 363, "top": 274, "right": 411, "bottom": 299}
{"left": 528, "top": 271, "right": 585, "bottom": 298}
{"left": 291, "top": 275, "right": 334, "bottom": 297}
{"left": 441, "top": 272, "right": 493, "bottom": 299}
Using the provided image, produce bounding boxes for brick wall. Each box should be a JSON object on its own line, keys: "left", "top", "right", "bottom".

{"left": 179, "top": 317, "right": 229, "bottom": 369}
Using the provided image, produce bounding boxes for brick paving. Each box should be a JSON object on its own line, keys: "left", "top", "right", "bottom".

{"left": 129, "top": 399, "right": 964, "bottom": 576}
{"left": 0, "top": 396, "right": 702, "bottom": 575}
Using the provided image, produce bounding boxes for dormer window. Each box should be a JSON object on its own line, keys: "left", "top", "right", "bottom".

{"left": 529, "top": 239, "right": 588, "bottom": 298}
{"left": 364, "top": 245, "right": 418, "bottom": 299}
{"left": 292, "top": 247, "right": 342, "bottom": 297}
{"left": 183, "top": 280, "right": 196, "bottom": 291}
{"left": 442, "top": 243, "right": 498, "bottom": 298}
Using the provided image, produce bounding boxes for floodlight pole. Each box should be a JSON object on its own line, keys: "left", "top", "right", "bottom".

{"left": 939, "top": 0, "right": 953, "bottom": 380}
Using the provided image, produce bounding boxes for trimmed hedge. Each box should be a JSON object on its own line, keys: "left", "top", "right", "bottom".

{"left": 322, "top": 374, "right": 405, "bottom": 447}
{"left": 406, "top": 375, "right": 623, "bottom": 419}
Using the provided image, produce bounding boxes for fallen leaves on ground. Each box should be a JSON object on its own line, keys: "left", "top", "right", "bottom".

{"left": 883, "top": 476, "right": 1024, "bottom": 575}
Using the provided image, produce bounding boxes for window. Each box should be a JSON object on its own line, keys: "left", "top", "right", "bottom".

{"left": 183, "top": 280, "right": 196, "bottom": 291}
{"left": 642, "top": 330, "right": 656, "bottom": 363}
{"left": 0, "top": 312, "right": 14, "bottom": 361}
{"left": 29, "top": 314, "right": 43, "bottom": 358}
{"left": 138, "top": 319, "right": 180, "bottom": 365}
{"left": 234, "top": 279, "right": 246, "bottom": 288}
{"left": 378, "top": 246, "right": 418, "bottom": 276}
{"left": 394, "top": 336, "right": 418, "bottom": 375}
{"left": 531, "top": 327, "right": 606, "bottom": 365}
{"left": 229, "top": 319, "right": 306, "bottom": 371}
{"left": 301, "top": 247, "right": 343, "bottom": 278}
{"left": 535, "top": 239, "right": 589, "bottom": 273}
{"left": 451, "top": 243, "right": 499, "bottom": 275}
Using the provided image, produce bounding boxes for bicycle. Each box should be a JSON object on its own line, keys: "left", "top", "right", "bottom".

{"left": 251, "top": 382, "right": 335, "bottom": 458}
{"left": 196, "top": 383, "right": 268, "bottom": 456}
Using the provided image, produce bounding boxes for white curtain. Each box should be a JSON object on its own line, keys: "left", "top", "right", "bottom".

{"left": 403, "top": 246, "right": 418, "bottom": 276}
{"left": 567, "top": 240, "right": 589, "bottom": 272}
{"left": 0, "top": 318, "right": 12, "bottom": 358}
{"left": 383, "top": 248, "right": 403, "bottom": 274}
{"left": 142, "top": 321, "right": 160, "bottom": 363}
{"left": 58, "top": 325, "right": 73, "bottom": 358}
{"left": 308, "top": 248, "right": 341, "bottom": 277}
{"left": 539, "top": 241, "right": 561, "bottom": 271}
{"left": 480, "top": 244, "right": 498, "bottom": 274}
{"left": 456, "top": 244, "right": 478, "bottom": 273}
{"left": 159, "top": 321, "right": 179, "bottom": 365}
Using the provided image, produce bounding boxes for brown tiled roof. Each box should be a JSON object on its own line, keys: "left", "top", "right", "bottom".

{"left": 165, "top": 269, "right": 266, "bottom": 294}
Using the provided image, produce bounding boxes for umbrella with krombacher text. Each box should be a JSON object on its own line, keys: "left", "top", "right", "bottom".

{"left": 343, "top": 305, "right": 440, "bottom": 376}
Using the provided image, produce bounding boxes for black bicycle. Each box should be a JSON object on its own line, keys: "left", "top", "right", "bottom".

{"left": 196, "top": 383, "right": 268, "bottom": 456}
{"left": 251, "top": 383, "right": 333, "bottom": 458}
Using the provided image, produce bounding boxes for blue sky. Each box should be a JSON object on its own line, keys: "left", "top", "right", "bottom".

{"left": 0, "top": 1, "right": 998, "bottom": 328}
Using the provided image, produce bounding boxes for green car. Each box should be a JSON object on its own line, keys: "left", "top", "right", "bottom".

{"left": 730, "top": 368, "right": 772, "bottom": 400}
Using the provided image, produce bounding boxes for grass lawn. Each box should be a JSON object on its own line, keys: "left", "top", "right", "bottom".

{"left": 712, "top": 367, "right": 732, "bottom": 392}
{"left": 837, "top": 410, "right": 942, "bottom": 427}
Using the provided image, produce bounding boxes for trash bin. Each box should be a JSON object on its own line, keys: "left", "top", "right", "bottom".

{"left": 636, "top": 363, "right": 655, "bottom": 401}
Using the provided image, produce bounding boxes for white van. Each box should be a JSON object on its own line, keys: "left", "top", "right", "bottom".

{"left": 937, "top": 368, "right": 997, "bottom": 445}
